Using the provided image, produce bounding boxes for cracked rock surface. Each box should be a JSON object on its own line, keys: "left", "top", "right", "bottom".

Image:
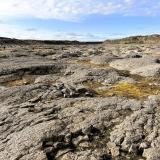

{"left": 0, "top": 43, "right": 160, "bottom": 160}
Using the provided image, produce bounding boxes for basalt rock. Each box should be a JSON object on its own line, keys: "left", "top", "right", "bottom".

{"left": 0, "top": 41, "right": 160, "bottom": 160}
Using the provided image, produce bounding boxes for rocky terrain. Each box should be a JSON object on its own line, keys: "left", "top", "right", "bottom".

{"left": 105, "top": 34, "right": 160, "bottom": 44}
{"left": 0, "top": 36, "right": 160, "bottom": 160}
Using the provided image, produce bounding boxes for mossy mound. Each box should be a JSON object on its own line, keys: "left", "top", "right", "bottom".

{"left": 84, "top": 79, "right": 160, "bottom": 100}
{"left": 105, "top": 82, "right": 160, "bottom": 100}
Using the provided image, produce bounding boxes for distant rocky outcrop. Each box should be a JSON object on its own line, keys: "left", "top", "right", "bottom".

{"left": 104, "top": 34, "right": 160, "bottom": 44}
{"left": 1, "top": 34, "right": 160, "bottom": 45}
{"left": 0, "top": 37, "right": 102, "bottom": 45}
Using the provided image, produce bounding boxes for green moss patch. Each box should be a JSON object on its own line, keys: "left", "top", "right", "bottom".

{"left": 84, "top": 78, "right": 160, "bottom": 100}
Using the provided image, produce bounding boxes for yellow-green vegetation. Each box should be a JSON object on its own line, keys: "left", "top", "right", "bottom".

{"left": 1, "top": 75, "right": 35, "bottom": 87}
{"left": 84, "top": 81, "right": 105, "bottom": 89}
{"left": 106, "top": 82, "right": 160, "bottom": 100}
{"left": 4, "top": 79, "right": 29, "bottom": 87}
{"left": 84, "top": 78, "right": 160, "bottom": 100}
{"left": 71, "top": 59, "right": 160, "bottom": 100}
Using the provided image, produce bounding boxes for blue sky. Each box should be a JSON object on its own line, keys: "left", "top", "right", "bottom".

{"left": 0, "top": 0, "right": 160, "bottom": 41}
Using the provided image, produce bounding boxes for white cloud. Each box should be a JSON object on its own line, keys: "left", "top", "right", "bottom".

{"left": 0, "top": 0, "right": 159, "bottom": 40}
{"left": 0, "top": 0, "right": 160, "bottom": 21}
{"left": 0, "top": 22, "right": 158, "bottom": 41}
{"left": 0, "top": 23, "right": 111, "bottom": 41}
{"left": 0, "top": 22, "right": 132, "bottom": 41}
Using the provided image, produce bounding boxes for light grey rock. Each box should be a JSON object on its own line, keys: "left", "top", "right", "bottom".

{"left": 0, "top": 57, "right": 63, "bottom": 76}
{"left": 107, "top": 142, "right": 120, "bottom": 157}
{"left": 90, "top": 54, "right": 118, "bottom": 64}
{"left": 34, "top": 75, "right": 59, "bottom": 84}
{"left": 143, "top": 148, "right": 160, "bottom": 160}
{"left": 131, "top": 64, "right": 160, "bottom": 77}
{"left": 110, "top": 56, "right": 157, "bottom": 71}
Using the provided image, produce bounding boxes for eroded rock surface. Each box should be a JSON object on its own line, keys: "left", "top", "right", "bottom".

{"left": 0, "top": 43, "right": 160, "bottom": 160}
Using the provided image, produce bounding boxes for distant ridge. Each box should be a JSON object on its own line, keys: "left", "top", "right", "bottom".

{"left": 104, "top": 34, "right": 160, "bottom": 44}
{"left": 0, "top": 37, "right": 102, "bottom": 45}
{"left": 1, "top": 34, "right": 160, "bottom": 45}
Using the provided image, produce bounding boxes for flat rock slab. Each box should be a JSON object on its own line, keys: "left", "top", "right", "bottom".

{"left": 0, "top": 57, "right": 62, "bottom": 75}
{"left": 90, "top": 54, "right": 118, "bottom": 64}
{"left": 110, "top": 56, "right": 160, "bottom": 77}
{"left": 131, "top": 64, "right": 160, "bottom": 77}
